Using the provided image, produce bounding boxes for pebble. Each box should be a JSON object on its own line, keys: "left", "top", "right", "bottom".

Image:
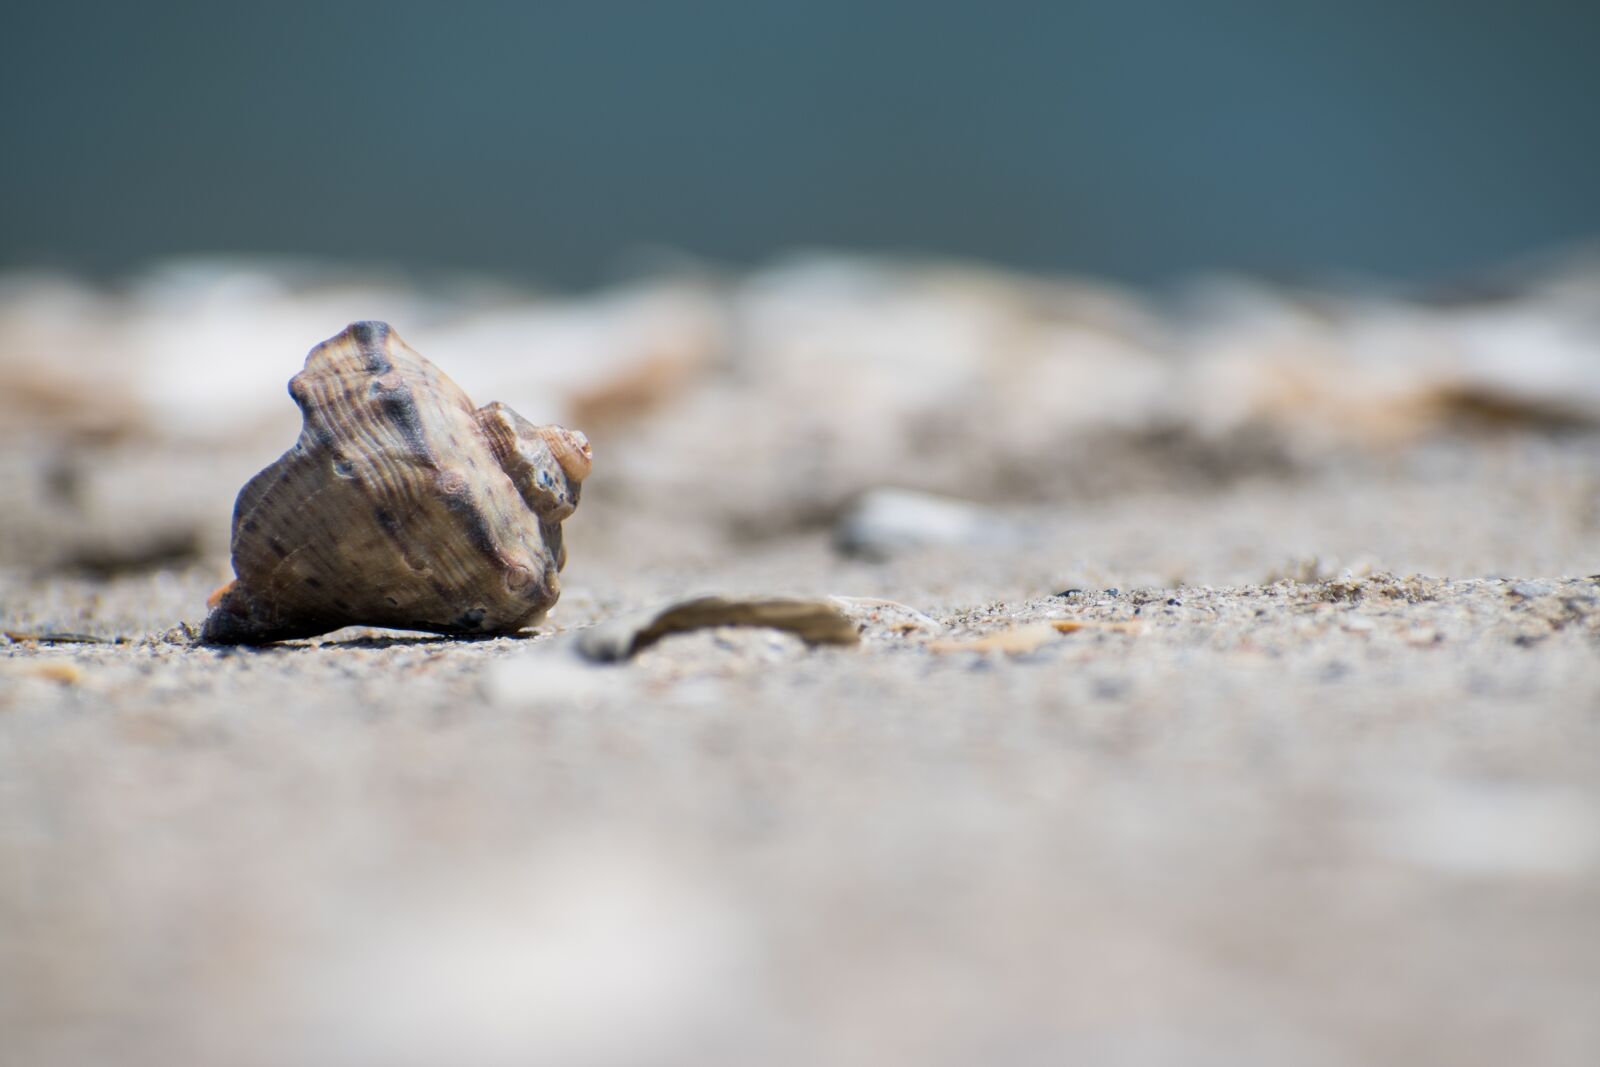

{"left": 833, "top": 488, "right": 1020, "bottom": 561}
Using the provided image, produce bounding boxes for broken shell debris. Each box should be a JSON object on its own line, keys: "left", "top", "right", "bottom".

{"left": 575, "top": 595, "right": 861, "bottom": 663}
{"left": 3, "top": 630, "right": 112, "bottom": 645}
{"left": 201, "top": 322, "right": 590, "bottom": 644}
{"left": 826, "top": 596, "right": 944, "bottom": 634}
{"left": 928, "top": 618, "right": 1142, "bottom": 655}
{"left": 557, "top": 595, "right": 1135, "bottom": 665}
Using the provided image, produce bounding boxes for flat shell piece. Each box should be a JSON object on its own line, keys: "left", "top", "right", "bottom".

{"left": 577, "top": 596, "right": 861, "bottom": 663}
{"left": 1050, "top": 619, "right": 1142, "bottom": 635}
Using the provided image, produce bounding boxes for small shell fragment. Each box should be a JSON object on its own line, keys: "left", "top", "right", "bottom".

{"left": 576, "top": 596, "right": 861, "bottom": 662}
{"left": 201, "top": 322, "right": 589, "bottom": 644}
{"left": 928, "top": 618, "right": 1140, "bottom": 654}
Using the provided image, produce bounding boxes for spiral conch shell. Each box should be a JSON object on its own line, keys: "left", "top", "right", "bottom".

{"left": 201, "top": 321, "right": 590, "bottom": 644}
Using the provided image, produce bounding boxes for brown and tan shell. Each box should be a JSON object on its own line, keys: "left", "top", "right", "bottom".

{"left": 201, "top": 321, "right": 590, "bottom": 644}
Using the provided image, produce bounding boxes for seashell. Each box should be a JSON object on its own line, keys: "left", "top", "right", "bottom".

{"left": 201, "top": 321, "right": 590, "bottom": 644}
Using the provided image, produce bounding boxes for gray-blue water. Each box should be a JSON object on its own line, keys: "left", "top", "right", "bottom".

{"left": 4, "top": 1, "right": 1597, "bottom": 286}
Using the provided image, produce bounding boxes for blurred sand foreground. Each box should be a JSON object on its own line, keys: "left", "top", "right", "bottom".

{"left": 2, "top": 256, "right": 1598, "bottom": 1066}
